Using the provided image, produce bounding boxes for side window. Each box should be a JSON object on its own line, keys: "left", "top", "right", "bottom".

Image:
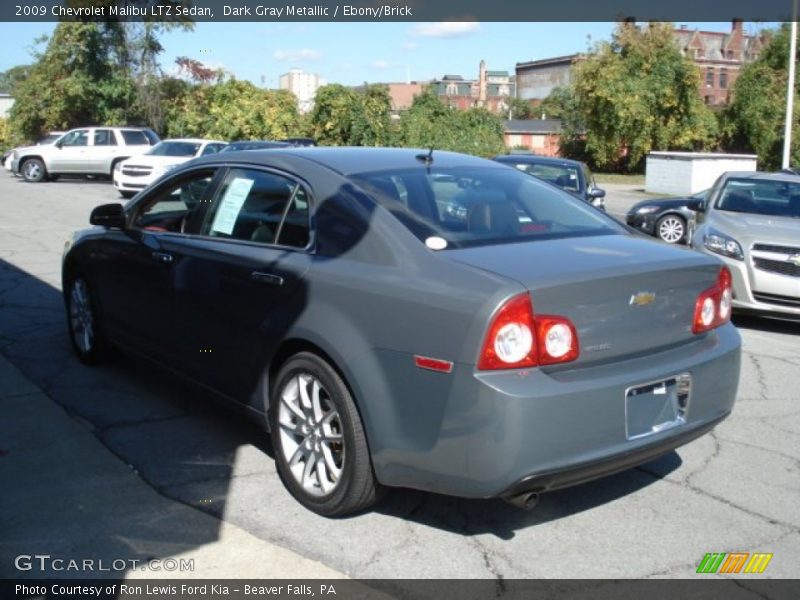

{"left": 201, "top": 168, "right": 310, "bottom": 248}
{"left": 201, "top": 143, "right": 224, "bottom": 156}
{"left": 121, "top": 130, "right": 148, "bottom": 145}
{"left": 133, "top": 170, "right": 216, "bottom": 234}
{"left": 93, "top": 129, "right": 117, "bottom": 146}
{"left": 60, "top": 130, "right": 89, "bottom": 147}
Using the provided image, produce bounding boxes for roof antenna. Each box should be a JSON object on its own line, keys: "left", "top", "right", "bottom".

{"left": 415, "top": 147, "right": 434, "bottom": 169}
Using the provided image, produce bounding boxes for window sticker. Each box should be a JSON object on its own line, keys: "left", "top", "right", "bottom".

{"left": 211, "top": 177, "right": 255, "bottom": 235}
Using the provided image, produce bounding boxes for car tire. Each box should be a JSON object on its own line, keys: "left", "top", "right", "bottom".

{"left": 21, "top": 158, "right": 47, "bottom": 183}
{"left": 119, "top": 191, "right": 135, "bottom": 199}
{"left": 269, "top": 352, "right": 382, "bottom": 516}
{"left": 656, "top": 214, "right": 686, "bottom": 244}
{"left": 64, "top": 273, "right": 113, "bottom": 365}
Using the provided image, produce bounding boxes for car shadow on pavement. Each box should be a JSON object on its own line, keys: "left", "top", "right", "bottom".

{"left": 733, "top": 314, "right": 800, "bottom": 335}
{"left": 372, "top": 452, "right": 681, "bottom": 540}
{"left": 0, "top": 257, "right": 270, "bottom": 578}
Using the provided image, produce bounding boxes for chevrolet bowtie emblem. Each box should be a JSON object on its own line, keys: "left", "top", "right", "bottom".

{"left": 630, "top": 291, "right": 656, "bottom": 306}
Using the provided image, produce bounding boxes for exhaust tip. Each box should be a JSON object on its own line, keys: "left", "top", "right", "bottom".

{"left": 503, "top": 490, "right": 540, "bottom": 511}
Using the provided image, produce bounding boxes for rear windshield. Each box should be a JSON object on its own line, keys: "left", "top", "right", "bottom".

{"left": 508, "top": 162, "right": 582, "bottom": 193}
{"left": 716, "top": 177, "right": 800, "bottom": 218}
{"left": 121, "top": 130, "right": 149, "bottom": 145}
{"left": 351, "top": 166, "right": 623, "bottom": 249}
{"left": 148, "top": 141, "right": 201, "bottom": 157}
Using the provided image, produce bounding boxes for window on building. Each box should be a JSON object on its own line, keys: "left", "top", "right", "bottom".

{"left": 719, "top": 70, "right": 728, "bottom": 89}
{"left": 446, "top": 83, "right": 458, "bottom": 96}
{"left": 706, "top": 69, "right": 714, "bottom": 88}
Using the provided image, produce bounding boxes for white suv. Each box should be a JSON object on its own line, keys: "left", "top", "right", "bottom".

{"left": 11, "top": 126, "right": 160, "bottom": 182}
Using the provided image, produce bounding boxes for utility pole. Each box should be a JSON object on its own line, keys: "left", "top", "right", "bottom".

{"left": 782, "top": 1, "right": 798, "bottom": 169}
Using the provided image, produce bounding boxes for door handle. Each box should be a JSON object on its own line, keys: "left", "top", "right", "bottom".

{"left": 251, "top": 271, "right": 284, "bottom": 286}
{"left": 151, "top": 251, "right": 174, "bottom": 264}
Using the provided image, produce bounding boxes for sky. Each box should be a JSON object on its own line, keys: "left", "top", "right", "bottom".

{"left": 0, "top": 21, "right": 776, "bottom": 88}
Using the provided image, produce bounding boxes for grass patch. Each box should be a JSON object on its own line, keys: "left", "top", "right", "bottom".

{"left": 594, "top": 173, "right": 646, "bottom": 185}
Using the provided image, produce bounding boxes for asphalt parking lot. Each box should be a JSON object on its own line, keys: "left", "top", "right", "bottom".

{"left": 0, "top": 173, "right": 798, "bottom": 580}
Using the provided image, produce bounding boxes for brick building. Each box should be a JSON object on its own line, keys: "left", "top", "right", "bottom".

{"left": 503, "top": 119, "right": 562, "bottom": 156}
{"left": 515, "top": 21, "right": 764, "bottom": 107}
{"left": 431, "top": 60, "right": 515, "bottom": 113}
{"left": 673, "top": 20, "right": 765, "bottom": 106}
{"left": 515, "top": 55, "right": 580, "bottom": 102}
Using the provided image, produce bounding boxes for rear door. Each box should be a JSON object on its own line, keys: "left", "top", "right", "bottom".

{"left": 170, "top": 166, "right": 313, "bottom": 399}
{"left": 85, "top": 128, "right": 119, "bottom": 174}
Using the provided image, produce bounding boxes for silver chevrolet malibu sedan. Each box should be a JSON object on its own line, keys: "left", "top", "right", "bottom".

{"left": 62, "top": 148, "right": 741, "bottom": 516}
{"left": 692, "top": 171, "right": 800, "bottom": 318}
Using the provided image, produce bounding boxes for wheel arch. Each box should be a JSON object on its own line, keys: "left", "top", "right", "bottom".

{"left": 109, "top": 156, "right": 128, "bottom": 175}
{"left": 258, "top": 324, "right": 389, "bottom": 473}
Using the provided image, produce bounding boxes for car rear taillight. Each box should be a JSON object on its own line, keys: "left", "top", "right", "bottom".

{"left": 478, "top": 293, "right": 579, "bottom": 370}
{"left": 692, "top": 267, "right": 733, "bottom": 334}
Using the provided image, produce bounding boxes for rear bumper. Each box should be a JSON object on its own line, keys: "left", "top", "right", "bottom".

{"left": 367, "top": 324, "right": 740, "bottom": 498}
{"left": 500, "top": 411, "right": 727, "bottom": 497}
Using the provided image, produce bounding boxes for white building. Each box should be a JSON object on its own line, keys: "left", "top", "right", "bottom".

{"left": 0, "top": 93, "right": 14, "bottom": 119}
{"left": 279, "top": 69, "right": 325, "bottom": 114}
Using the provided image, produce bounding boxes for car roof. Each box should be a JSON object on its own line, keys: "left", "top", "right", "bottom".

{"left": 493, "top": 154, "right": 585, "bottom": 168}
{"left": 193, "top": 146, "right": 505, "bottom": 176}
{"left": 158, "top": 138, "right": 226, "bottom": 144}
{"left": 722, "top": 170, "right": 800, "bottom": 183}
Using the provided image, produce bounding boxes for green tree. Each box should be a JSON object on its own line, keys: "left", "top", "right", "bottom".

{"left": 508, "top": 97, "right": 536, "bottom": 120}
{"left": 309, "top": 83, "right": 394, "bottom": 146}
{"left": 0, "top": 65, "right": 32, "bottom": 93}
{"left": 571, "top": 22, "right": 717, "bottom": 172}
{"left": 164, "top": 78, "right": 303, "bottom": 140}
{"left": 10, "top": 23, "right": 134, "bottom": 138}
{"left": 398, "top": 88, "right": 505, "bottom": 156}
{"left": 722, "top": 26, "right": 797, "bottom": 170}
{"left": 350, "top": 84, "right": 394, "bottom": 146}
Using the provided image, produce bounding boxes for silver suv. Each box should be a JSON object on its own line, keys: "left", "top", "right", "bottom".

{"left": 11, "top": 126, "right": 160, "bottom": 182}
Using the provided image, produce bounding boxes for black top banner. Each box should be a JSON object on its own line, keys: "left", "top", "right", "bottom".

{"left": 1, "top": 0, "right": 798, "bottom": 23}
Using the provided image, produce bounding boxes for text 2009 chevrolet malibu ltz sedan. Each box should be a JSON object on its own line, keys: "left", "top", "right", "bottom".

{"left": 62, "top": 148, "right": 741, "bottom": 516}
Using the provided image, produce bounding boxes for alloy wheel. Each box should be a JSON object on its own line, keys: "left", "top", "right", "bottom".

{"left": 277, "top": 373, "right": 345, "bottom": 496}
{"left": 24, "top": 161, "right": 43, "bottom": 181}
{"left": 658, "top": 216, "right": 685, "bottom": 244}
{"left": 69, "top": 279, "right": 95, "bottom": 354}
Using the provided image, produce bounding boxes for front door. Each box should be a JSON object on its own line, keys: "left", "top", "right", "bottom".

{"left": 50, "top": 129, "right": 89, "bottom": 173}
{"left": 91, "top": 168, "right": 221, "bottom": 361}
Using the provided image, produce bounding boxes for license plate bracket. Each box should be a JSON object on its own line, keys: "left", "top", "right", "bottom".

{"left": 625, "top": 373, "right": 691, "bottom": 440}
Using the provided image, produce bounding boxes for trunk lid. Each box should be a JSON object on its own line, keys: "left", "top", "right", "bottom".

{"left": 447, "top": 234, "right": 722, "bottom": 365}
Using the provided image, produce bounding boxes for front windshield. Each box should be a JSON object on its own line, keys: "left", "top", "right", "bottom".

{"left": 148, "top": 141, "right": 201, "bottom": 157}
{"left": 715, "top": 178, "right": 800, "bottom": 218}
{"left": 351, "top": 166, "right": 624, "bottom": 249}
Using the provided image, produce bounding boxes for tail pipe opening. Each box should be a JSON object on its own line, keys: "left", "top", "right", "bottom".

{"left": 503, "top": 490, "right": 540, "bottom": 511}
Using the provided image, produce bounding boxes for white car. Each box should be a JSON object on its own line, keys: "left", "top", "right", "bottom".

{"left": 4, "top": 131, "right": 65, "bottom": 173}
{"left": 113, "top": 138, "right": 227, "bottom": 198}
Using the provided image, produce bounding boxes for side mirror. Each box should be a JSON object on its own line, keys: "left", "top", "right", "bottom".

{"left": 687, "top": 199, "right": 706, "bottom": 213}
{"left": 588, "top": 187, "right": 606, "bottom": 199}
{"left": 54, "top": 140, "right": 63, "bottom": 149}
{"left": 90, "top": 203, "right": 125, "bottom": 229}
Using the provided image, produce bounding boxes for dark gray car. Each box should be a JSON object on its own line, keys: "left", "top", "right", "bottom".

{"left": 62, "top": 148, "right": 740, "bottom": 516}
